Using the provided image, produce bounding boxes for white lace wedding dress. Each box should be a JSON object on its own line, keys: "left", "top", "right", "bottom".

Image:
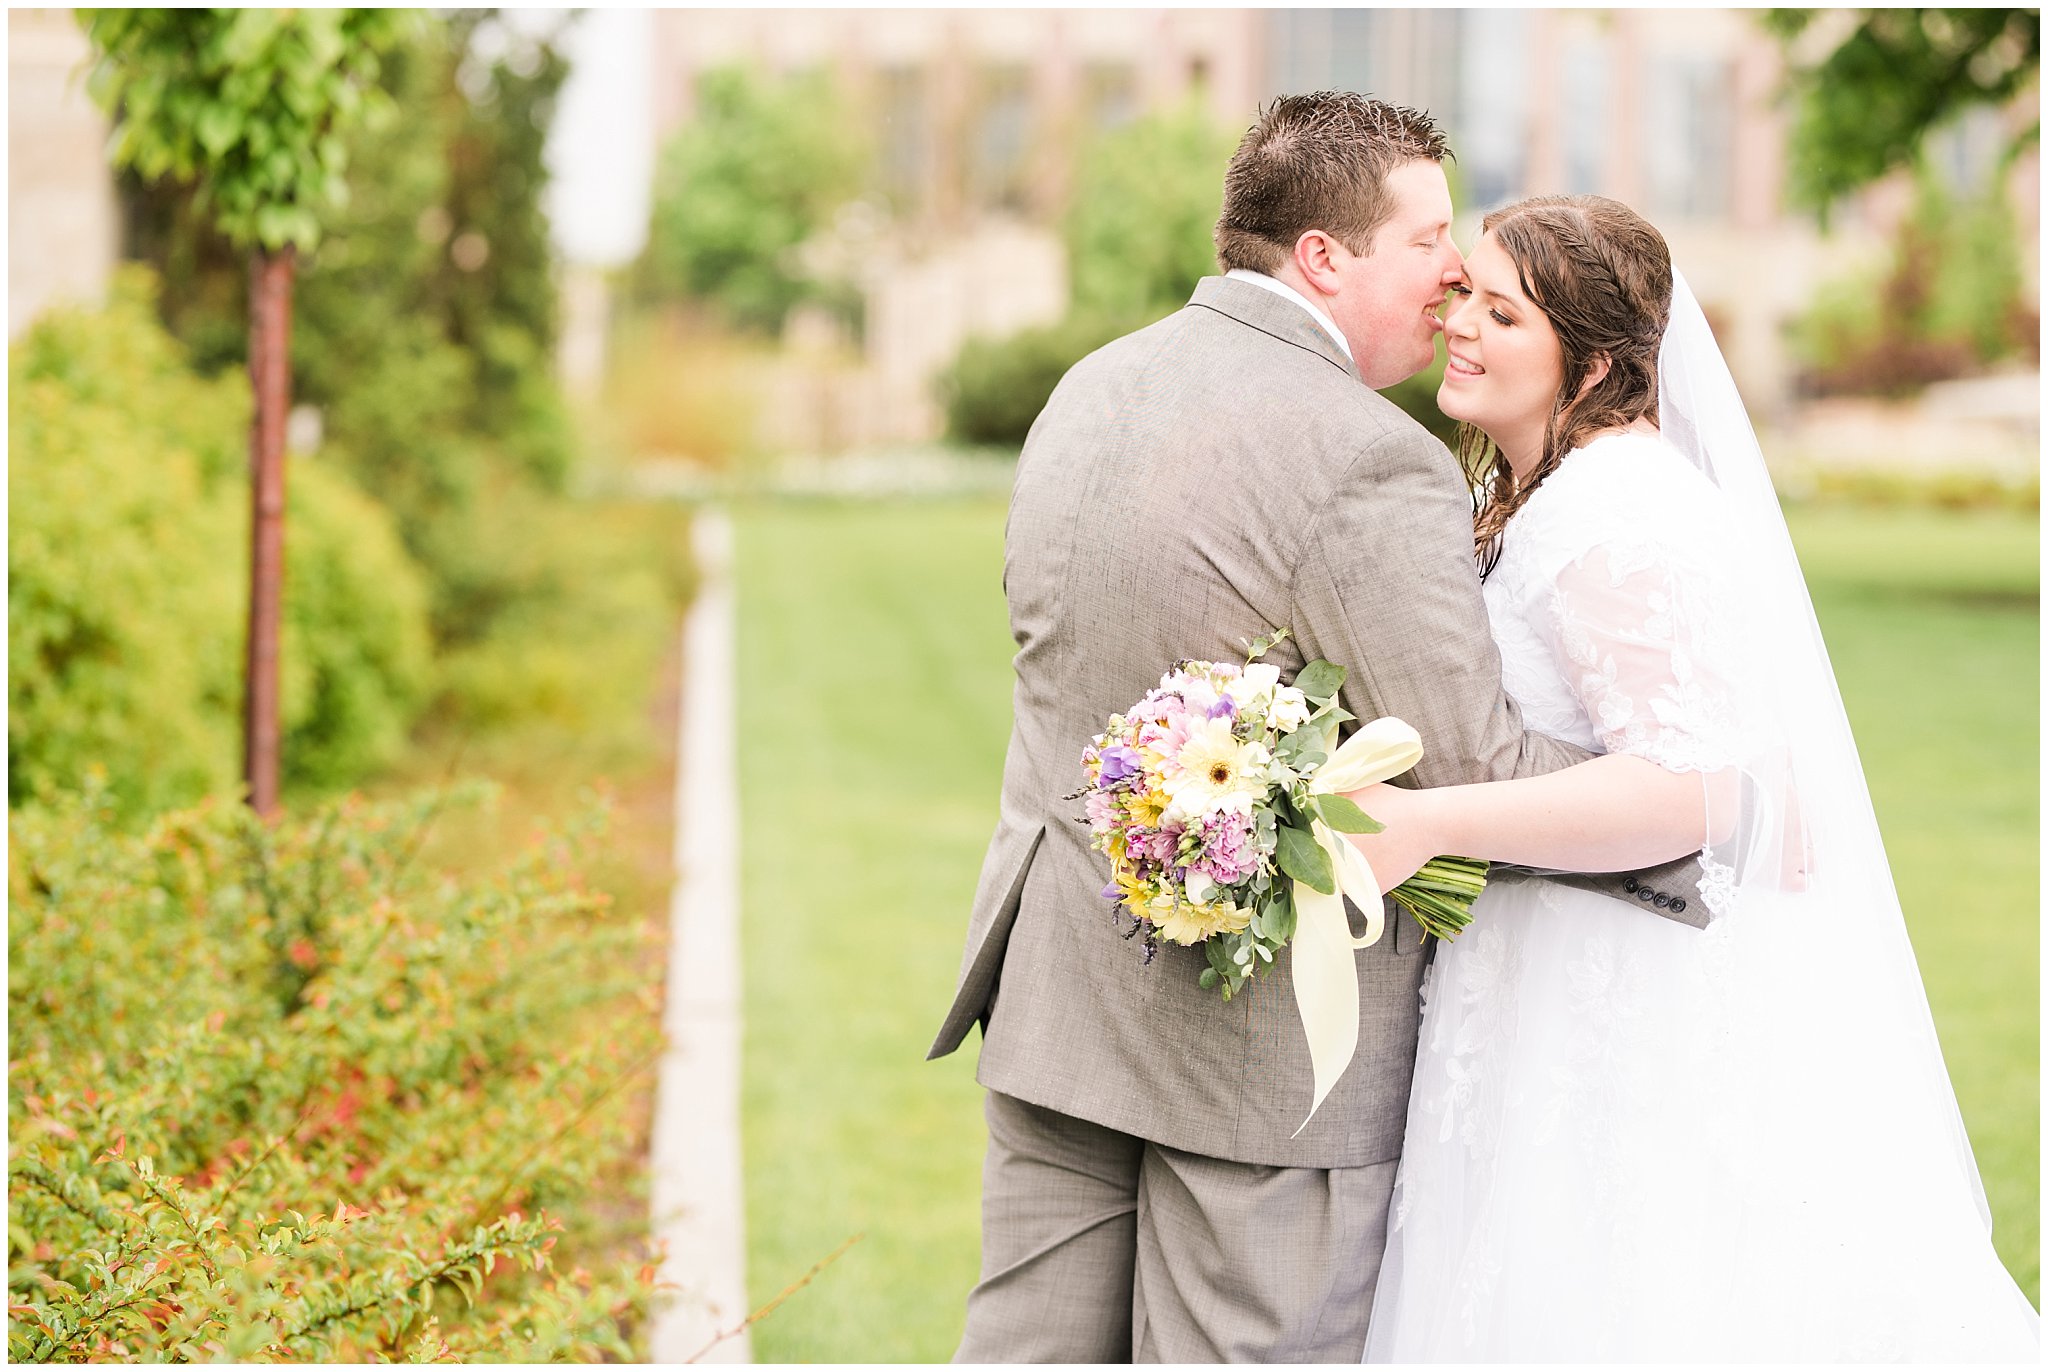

{"left": 1362, "top": 432, "right": 2040, "bottom": 1362}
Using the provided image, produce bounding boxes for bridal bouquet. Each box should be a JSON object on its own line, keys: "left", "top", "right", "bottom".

{"left": 1080, "top": 631, "right": 1488, "bottom": 1125}
{"left": 1081, "top": 630, "right": 1488, "bottom": 993}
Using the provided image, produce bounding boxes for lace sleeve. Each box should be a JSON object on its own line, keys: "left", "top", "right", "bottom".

{"left": 1531, "top": 536, "right": 1744, "bottom": 776}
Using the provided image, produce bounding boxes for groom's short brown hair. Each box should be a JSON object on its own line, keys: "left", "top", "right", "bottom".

{"left": 1215, "top": 92, "right": 1451, "bottom": 275}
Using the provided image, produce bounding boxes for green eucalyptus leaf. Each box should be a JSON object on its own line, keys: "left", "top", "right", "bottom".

{"left": 1293, "top": 659, "right": 1345, "bottom": 705}
{"left": 1313, "top": 793, "right": 1384, "bottom": 835}
{"left": 1265, "top": 888, "right": 1298, "bottom": 942}
{"left": 1276, "top": 824, "right": 1335, "bottom": 895}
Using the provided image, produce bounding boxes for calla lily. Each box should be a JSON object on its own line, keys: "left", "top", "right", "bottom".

{"left": 1291, "top": 831, "right": 1384, "bottom": 1135}
{"left": 1310, "top": 716, "right": 1425, "bottom": 796}
{"left": 1289, "top": 716, "right": 1424, "bottom": 1136}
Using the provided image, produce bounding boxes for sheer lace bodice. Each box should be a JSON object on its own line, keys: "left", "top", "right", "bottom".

{"left": 1483, "top": 431, "right": 1748, "bottom": 776}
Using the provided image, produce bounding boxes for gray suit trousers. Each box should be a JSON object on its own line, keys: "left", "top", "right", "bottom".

{"left": 955, "top": 1091, "right": 1397, "bottom": 1363}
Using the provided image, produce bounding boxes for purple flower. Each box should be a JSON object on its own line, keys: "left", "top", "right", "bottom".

{"left": 1206, "top": 696, "right": 1237, "bottom": 720}
{"left": 1102, "top": 882, "right": 1123, "bottom": 903}
{"left": 1097, "top": 745, "right": 1142, "bottom": 788}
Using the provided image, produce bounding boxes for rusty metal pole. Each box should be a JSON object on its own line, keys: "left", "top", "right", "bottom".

{"left": 243, "top": 243, "right": 295, "bottom": 818}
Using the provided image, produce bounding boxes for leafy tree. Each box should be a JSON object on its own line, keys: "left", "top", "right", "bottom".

{"left": 79, "top": 8, "right": 415, "bottom": 816}
{"left": 1763, "top": 8, "right": 2041, "bottom": 213}
{"left": 117, "top": 12, "right": 580, "bottom": 641}
{"left": 643, "top": 66, "right": 868, "bottom": 334}
{"left": 1063, "top": 100, "right": 1241, "bottom": 321}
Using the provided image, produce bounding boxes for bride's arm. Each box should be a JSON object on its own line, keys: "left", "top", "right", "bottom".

{"left": 1342, "top": 758, "right": 1740, "bottom": 891}
{"left": 1348, "top": 516, "right": 1750, "bottom": 895}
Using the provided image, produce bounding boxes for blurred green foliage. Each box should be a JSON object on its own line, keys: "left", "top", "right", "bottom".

{"left": 939, "top": 104, "right": 1238, "bottom": 447}
{"left": 8, "top": 781, "right": 660, "bottom": 1359}
{"left": 1063, "top": 99, "right": 1240, "bottom": 321}
{"left": 1791, "top": 167, "right": 2037, "bottom": 395}
{"left": 937, "top": 312, "right": 1133, "bottom": 447}
{"left": 1782, "top": 463, "right": 2040, "bottom": 512}
{"left": 8, "top": 271, "right": 430, "bottom": 818}
{"left": 1763, "top": 9, "right": 2040, "bottom": 215}
{"left": 643, "top": 66, "right": 869, "bottom": 335}
{"left": 296, "top": 9, "right": 575, "bottom": 506}
{"left": 79, "top": 8, "right": 415, "bottom": 253}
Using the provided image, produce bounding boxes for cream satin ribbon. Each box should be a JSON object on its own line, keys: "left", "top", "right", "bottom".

{"left": 1291, "top": 717, "right": 1425, "bottom": 1136}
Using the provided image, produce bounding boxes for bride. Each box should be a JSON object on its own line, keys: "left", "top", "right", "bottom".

{"left": 1344, "top": 195, "right": 2039, "bottom": 1361}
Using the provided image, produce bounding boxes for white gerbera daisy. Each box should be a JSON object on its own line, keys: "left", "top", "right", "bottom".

{"left": 1163, "top": 716, "right": 1269, "bottom": 821}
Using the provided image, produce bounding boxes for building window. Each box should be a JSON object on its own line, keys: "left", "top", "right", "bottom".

{"left": 1926, "top": 104, "right": 2006, "bottom": 195}
{"left": 1262, "top": 9, "right": 1378, "bottom": 98}
{"left": 1560, "top": 35, "right": 1609, "bottom": 196}
{"left": 1456, "top": 9, "right": 1530, "bottom": 210}
{"left": 970, "top": 64, "right": 1034, "bottom": 214}
{"left": 1644, "top": 56, "right": 1732, "bottom": 222}
{"left": 879, "top": 65, "right": 929, "bottom": 213}
{"left": 1083, "top": 61, "right": 1138, "bottom": 132}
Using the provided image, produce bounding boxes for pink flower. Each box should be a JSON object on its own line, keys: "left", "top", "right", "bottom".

{"left": 1137, "top": 705, "right": 1194, "bottom": 761}
{"left": 1191, "top": 808, "right": 1260, "bottom": 887}
{"left": 1129, "top": 823, "right": 1185, "bottom": 871}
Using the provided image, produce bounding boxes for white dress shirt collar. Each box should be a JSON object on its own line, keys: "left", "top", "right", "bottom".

{"left": 1224, "top": 269, "right": 1354, "bottom": 360}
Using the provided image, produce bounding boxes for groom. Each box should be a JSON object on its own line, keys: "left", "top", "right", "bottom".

{"left": 930, "top": 92, "right": 1704, "bottom": 1362}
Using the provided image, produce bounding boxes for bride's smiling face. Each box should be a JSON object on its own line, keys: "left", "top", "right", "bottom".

{"left": 1438, "top": 233, "right": 1565, "bottom": 476}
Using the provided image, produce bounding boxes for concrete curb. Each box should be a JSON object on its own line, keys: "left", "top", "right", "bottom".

{"left": 647, "top": 508, "right": 751, "bottom": 1364}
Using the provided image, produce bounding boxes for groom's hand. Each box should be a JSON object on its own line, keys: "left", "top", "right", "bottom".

{"left": 1339, "top": 782, "right": 1439, "bottom": 894}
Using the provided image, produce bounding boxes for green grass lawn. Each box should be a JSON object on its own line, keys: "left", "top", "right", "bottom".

{"left": 734, "top": 497, "right": 2039, "bottom": 1359}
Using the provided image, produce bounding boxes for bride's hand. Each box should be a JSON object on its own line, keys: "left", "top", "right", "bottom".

{"left": 1339, "top": 783, "right": 1441, "bottom": 895}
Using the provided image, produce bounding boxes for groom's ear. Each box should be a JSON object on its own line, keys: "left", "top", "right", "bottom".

{"left": 1293, "top": 230, "right": 1343, "bottom": 297}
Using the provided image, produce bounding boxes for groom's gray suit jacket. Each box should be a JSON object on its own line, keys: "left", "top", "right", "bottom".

{"left": 930, "top": 276, "right": 1705, "bottom": 1171}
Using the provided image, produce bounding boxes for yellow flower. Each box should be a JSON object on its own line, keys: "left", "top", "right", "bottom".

{"left": 1113, "top": 869, "right": 1154, "bottom": 907}
{"left": 1149, "top": 893, "right": 1253, "bottom": 946}
{"left": 1127, "top": 786, "right": 1170, "bottom": 829}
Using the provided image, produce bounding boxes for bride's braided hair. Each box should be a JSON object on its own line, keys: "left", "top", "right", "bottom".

{"left": 1462, "top": 196, "right": 1673, "bottom": 577}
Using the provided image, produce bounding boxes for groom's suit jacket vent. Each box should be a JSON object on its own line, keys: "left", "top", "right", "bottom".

{"left": 931, "top": 277, "right": 1706, "bottom": 1170}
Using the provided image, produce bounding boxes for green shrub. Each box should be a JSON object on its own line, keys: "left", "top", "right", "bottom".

{"left": 8, "top": 278, "right": 246, "bottom": 815}
{"left": 1792, "top": 168, "right": 2037, "bottom": 396}
{"left": 278, "top": 460, "right": 433, "bottom": 791}
{"left": 8, "top": 271, "right": 433, "bottom": 816}
{"left": 423, "top": 486, "right": 689, "bottom": 742}
{"left": 8, "top": 780, "right": 663, "bottom": 1361}
{"left": 938, "top": 313, "right": 1135, "bottom": 448}
{"left": 1777, "top": 462, "right": 2041, "bottom": 512}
